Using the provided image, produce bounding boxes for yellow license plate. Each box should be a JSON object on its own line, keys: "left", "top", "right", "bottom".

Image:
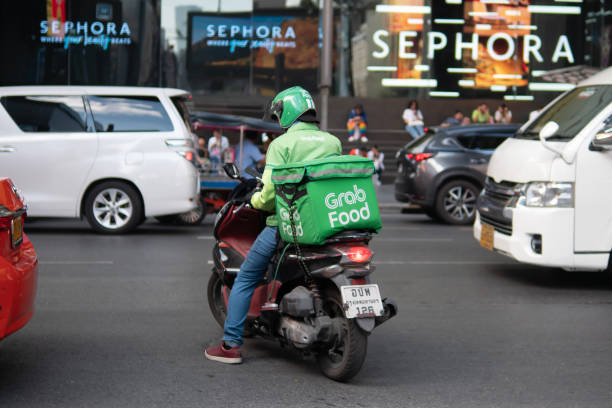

{"left": 480, "top": 223, "right": 494, "bottom": 251}
{"left": 11, "top": 216, "right": 23, "bottom": 248}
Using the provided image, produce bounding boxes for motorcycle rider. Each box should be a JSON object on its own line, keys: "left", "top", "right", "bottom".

{"left": 205, "top": 86, "right": 342, "bottom": 364}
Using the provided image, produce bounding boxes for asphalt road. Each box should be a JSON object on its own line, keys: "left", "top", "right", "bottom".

{"left": 2, "top": 211, "right": 612, "bottom": 408}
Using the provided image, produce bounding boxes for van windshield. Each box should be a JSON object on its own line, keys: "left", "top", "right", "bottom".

{"left": 516, "top": 85, "right": 612, "bottom": 141}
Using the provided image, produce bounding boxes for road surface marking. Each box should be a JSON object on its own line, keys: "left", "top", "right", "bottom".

{"left": 207, "top": 259, "right": 509, "bottom": 266}
{"left": 40, "top": 260, "right": 114, "bottom": 265}
{"left": 376, "top": 260, "right": 511, "bottom": 265}
{"left": 198, "top": 236, "right": 453, "bottom": 242}
{"left": 376, "top": 238, "right": 454, "bottom": 242}
{"left": 381, "top": 226, "right": 421, "bottom": 230}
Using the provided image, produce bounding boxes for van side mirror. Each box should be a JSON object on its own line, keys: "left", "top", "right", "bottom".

{"left": 223, "top": 163, "right": 240, "bottom": 179}
{"left": 590, "top": 132, "right": 612, "bottom": 151}
{"left": 538, "top": 121, "right": 568, "bottom": 162}
{"left": 539, "top": 121, "right": 559, "bottom": 140}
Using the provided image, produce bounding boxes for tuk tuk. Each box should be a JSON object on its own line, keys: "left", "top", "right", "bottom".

{"left": 158, "top": 111, "right": 282, "bottom": 225}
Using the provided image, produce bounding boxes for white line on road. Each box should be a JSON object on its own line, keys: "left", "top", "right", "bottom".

{"left": 376, "top": 260, "right": 511, "bottom": 265}
{"left": 375, "top": 238, "right": 454, "bottom": 242}
{"left": 40, "top": 261, "right": 114, "bottom": 265}
{"left": 198, "top": 236, "right": 452, "bottom": 242}
{"left": 197, "top": 236, "right": 215, "bottom": 240}
{"left": 373, "top": 226, "right": 422, "bottom": 230}
{"left": 207, "top": 259, "right": 508, "bottom": 266}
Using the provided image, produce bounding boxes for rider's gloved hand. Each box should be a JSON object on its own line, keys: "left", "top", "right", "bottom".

{"left": 244, "top": 186, "right": 262, "bottom": 204}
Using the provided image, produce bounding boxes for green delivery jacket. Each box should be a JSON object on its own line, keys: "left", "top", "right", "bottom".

{"left": 251, "top": 122, "right": 342, "bottom": 226}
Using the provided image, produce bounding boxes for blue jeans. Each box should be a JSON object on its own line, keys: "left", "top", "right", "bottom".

{"left": 223, "top": 226, "right": 278, "bottom": 346}
{"left": 405, "top": 125, "right": 424, "bottom": 139}
{"left": 209, "top": 155, "right": 220, "bottom": 173}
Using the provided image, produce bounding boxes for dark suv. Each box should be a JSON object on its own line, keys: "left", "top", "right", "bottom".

{"left": 394, "top": 124, "right": 519, "bottom": 224}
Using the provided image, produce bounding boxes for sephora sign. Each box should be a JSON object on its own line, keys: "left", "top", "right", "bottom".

{"left": 372, "top": 31, "right": 575, "bottom": 64}
{"left": 40, "top": 20, "right": 132, "bottom": 50}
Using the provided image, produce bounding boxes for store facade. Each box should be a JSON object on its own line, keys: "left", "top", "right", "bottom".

{"left": 0, "top": 0, "right": 610, "bottom": 105}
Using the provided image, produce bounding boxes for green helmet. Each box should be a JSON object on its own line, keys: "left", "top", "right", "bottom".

{"left": 270, "top": 86, "right": 316, "bottom": 128}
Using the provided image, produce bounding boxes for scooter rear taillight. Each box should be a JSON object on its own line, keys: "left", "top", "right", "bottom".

{"left": 347, "top": 246, "right": 372, "bottom": 263}
{"left": 336, "top": 245, "right": 372, "bottom": 263}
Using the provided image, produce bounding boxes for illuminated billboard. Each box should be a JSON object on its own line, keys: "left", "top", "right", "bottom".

{"left": 187, "top": 12, "right": 319, "bottom": 94}
{"left": 360, "top": 0, "right": 584, "bottom": 100}
{"left": 40, "top": 0, "right": 132, "bottom": 50}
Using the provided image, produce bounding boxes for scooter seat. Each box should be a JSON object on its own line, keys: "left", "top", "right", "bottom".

{"left": 324, "top": 229, "right": 372, "bottom": 244}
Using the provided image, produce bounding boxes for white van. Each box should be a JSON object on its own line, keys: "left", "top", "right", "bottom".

{"left": 474, "top": 67, "right": 612, "bottom": 271}
{"left": 0, "top": 86, "right": 199, "bottom": 234}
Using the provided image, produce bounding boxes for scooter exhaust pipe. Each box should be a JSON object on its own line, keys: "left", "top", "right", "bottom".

{"left": 278, "top": 315, "right": 335, "bottom": 348}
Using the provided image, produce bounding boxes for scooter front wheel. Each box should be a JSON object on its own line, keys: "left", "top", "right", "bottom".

{"left": 207, "top": 272, "right": 227, "bottom": 328}
{"left": 316, "top": 287, "right": 368, "bottom": 382}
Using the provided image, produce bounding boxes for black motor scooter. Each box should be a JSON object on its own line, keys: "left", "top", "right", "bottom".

{"left": 207, "top": 164, "right": 396, "bottom": 381}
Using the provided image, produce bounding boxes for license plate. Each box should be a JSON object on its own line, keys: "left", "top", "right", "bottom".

{"left": 340, "top": 284, "right": 384, "bottom": 319}
{"left": 480, "top": 223, "right": 494, "bottom": 251}
{"left": 11, "top": 216, "right": 23, "bottom": 248}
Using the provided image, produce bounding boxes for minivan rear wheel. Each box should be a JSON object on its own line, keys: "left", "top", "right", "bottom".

{"left": 435, "top": 180, "right": 479, "bottom": 225}
{"left": 84, "top": 181, "right": 143, "bottom": 234}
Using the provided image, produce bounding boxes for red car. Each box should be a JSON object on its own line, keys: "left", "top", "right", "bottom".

{"left": 0, "top": 178, "right": 37, "bottom": 340}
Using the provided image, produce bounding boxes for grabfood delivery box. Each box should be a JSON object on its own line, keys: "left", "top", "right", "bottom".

{"left": 474, "top": 67, "right": 612, "bottom": 271}
{"left": 272, "top": 155, "right": 382, "bottom": 245}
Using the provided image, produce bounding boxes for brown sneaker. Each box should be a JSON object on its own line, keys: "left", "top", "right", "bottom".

{"left": 205, "top": 342, "right": 242, "bottom": 364}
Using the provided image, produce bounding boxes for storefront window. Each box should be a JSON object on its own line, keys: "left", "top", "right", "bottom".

{"left": 1, "top": 0, "right": 606, "bottom": 102}
{"left": 351, "top": 0, "right": 586, "bottom": 100}
{"left": 0, "top": 0, "right": 161, "bottom": 86}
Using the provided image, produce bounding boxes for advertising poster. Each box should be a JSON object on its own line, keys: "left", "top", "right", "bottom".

{"left": 188, "top": 12, "right": 319, "bottom": 93}
{"left": 364, "top": 0, "right": 583, "bottom": 99}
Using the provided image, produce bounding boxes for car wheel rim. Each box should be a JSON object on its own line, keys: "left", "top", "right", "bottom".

{"left": 92, "top": 188, "right": 133, "bottom": 229}
{"left": 444, "top": 186, "right": 476, "bottom": 220}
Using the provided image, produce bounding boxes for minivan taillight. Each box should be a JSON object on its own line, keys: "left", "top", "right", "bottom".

{"left": 406, "top": 153, "right": 434, "bottom": 162}
{"left": 165, "top": 139, "right": 197, "bottom": 166}
{"left": 165, "top": 138, "right": 194, "bottom": 148}
{"left": 177, "top": 150, "right": 197, "bottom": 166}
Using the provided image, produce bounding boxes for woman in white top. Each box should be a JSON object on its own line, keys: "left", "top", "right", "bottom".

{"left": 494, "top": 104, "right": 512, "bottom": 124}
{"left": 402, "top": 100, "right": 425, "bottom": 139}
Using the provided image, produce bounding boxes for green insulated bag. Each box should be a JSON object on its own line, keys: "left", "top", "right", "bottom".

{"left": 271, "top": 155, "right": 382, "bottom": 245}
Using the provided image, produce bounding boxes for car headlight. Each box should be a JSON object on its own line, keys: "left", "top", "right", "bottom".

{"left": 523, "top": 182, "right": 573, "bottom": 207}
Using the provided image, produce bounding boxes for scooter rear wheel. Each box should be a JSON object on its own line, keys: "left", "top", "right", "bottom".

{"left": 207, "top": 272, "right": 227, "bottom": 328}
{"left": 316, "top": 287, "right": 368, "bottom": 382}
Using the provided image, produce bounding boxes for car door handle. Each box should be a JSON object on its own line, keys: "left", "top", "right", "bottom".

{"left": 0, "top": 146, "right": 16, "bottom": 153}
{"left": 470, "top": 158, "right": 487, "bottom": 164}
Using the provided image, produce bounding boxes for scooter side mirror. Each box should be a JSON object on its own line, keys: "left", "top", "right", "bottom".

{"left": 223, "top": 163, "right": 240, "bottom": 179}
